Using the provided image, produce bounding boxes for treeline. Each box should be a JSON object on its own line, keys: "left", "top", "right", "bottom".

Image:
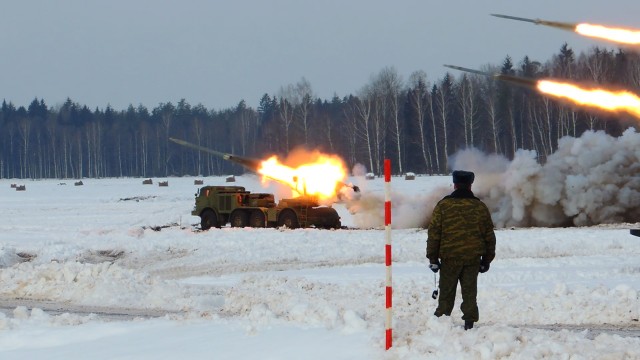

{"left": 2, "top": 43, "right": 640, "bottom": 179}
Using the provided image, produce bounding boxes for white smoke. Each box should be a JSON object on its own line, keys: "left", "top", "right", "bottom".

{"left": 451, "top": 128, "right": 640, "bottom": 228}
{"left": 344, "top": 128, "right": 640, "bottom": 229}
{"left": 343, "top": 166, "right": 450, "bottom": 229}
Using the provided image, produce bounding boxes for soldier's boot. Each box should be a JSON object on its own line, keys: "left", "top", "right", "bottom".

{"left": 464, "top": 320, "right": 474, "bottom": 330}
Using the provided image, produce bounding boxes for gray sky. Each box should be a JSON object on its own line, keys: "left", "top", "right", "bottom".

{"left": 2, "top": 0, "right": 639, "bottom": 110}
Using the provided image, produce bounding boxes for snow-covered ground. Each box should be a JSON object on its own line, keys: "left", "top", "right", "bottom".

{"left": 1, "top": 175, "right": 639, "bottom": 359}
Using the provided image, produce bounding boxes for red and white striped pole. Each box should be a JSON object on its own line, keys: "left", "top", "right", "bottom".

{"left": 384, "top": 159, "right": 392, "bottom": 350}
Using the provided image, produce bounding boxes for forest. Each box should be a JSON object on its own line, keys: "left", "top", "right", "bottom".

{"left": 1, "top": 43, "right": 639, "bottom": 179}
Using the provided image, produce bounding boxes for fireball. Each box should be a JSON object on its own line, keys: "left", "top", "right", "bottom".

{"left": 258, "top": 150, "right": 348, "bottom": 200}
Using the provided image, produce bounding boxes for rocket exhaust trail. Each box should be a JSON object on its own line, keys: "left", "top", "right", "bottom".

{"left": 445, "top": 66, "right": 640, "bottom": 120}
{"left": 493, "top": 13, "right": 640, "bottom": 46}
{"left": 491, "top": 13, "right": 577, "bottom": 31}
{"left": 444, "top": 64, "right": 538, "bottom": 89}
{"left": 443, "top": 64, "right": 492, "bottom": 77}
{"left": 169, "top": 137, "right": 262, "bottom": 172}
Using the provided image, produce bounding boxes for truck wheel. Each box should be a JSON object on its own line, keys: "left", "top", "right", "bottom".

{"left": 278, "top": 210, "right": 299, "bottom": 229}
{"left": 200, "top": 210, "right": 217, "bottom": 230}
{"left": 230, "top": 210, "right": 248, "bottom": 228}
{"left": 218, "top": 215, "right": 228, "bottom": 228}
{"left": 249, "top": 211, "right": 266, "bottom": 228}
{"left": 331, "top": 220, "right": 342, "bottom": 229}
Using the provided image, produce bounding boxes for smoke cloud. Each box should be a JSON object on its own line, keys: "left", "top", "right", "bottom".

{"left": 343, "top": 169, "right": 451, "bottom": 230}
{"left": 344, "top": 185, "right": 451, "bottom": 229}
{"left": 453, "top": 128, "right": 640, "bottom": 227}
{"left": 345, "top": 128, "right": 640, "bottom": 229}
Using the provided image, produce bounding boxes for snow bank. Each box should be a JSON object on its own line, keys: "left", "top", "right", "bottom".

{"left": 0, "top": 261, "right": 221, "bottom": 311}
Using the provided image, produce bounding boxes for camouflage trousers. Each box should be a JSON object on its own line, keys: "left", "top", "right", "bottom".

{"left": 434, "top": 257, "right": 481, "bottom": 322}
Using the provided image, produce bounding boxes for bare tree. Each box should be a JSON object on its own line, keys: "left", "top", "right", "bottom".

{"left": 541, "top": 97, "right": 555, "bottom": 155}
{"left": 342, "top": 97, "right": 360, "bottom": 168}
{"left": 155, "top": 102, "right": 175, "bottom": 176}
{"left": 528, "top": 97, "right": 551, "bottom": 158}
{"left": 233, "top": 100, "right": 255, "bottom": 157}
{"left": 354, "top": 86, "right": 375, "bottom": 174}
{"left": 579, "top": 47, "right": 614, "bottom": 131}
{"left": 76, "top": 130, "right": 83, "bottom": 178}
{"left": 427, "top": 84, "right": 440, "bottom": 173}
{"left": 551, "top": 43, "right": 577, "bottom": 140}
{"left": 84, "top": 118, "right": 103, "bottom": 178}
{"left": 481, "top": 77, "right": 501, "bottom": 154}
{"left": 277, "top": 84, "right": 297, "bottom": 153}
{"left": 375, "top": 67, "right": 404, "bottom": 174}
{"left": 371, "top": 85, "right": 387, "bottom": 175}
{"left": 17, "top": 117, "right": 31, "bottom": 178}
{"left": 458, "top": 74, "right": 480, "bottom": 148}
{"left": 295, "top": 78, "right": 313, "bottom": 146}
{"left": 629, "top": 53, "right": 640, "bottom": 89}
{"left": 191, "top": 115, "right": 203, "bottom": 176}
{"left": 434, "top": 74, "right": 454, "bottom": 171}
{"left": 45, "top": 117, "right": 60, "bottom": 178}
{"left": 408, "top": 71, "right": 432, "bottom": 173}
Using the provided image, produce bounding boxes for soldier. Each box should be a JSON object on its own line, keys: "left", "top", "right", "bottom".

{"left": 426, "top": 170, "right": 496, "bottom": 330}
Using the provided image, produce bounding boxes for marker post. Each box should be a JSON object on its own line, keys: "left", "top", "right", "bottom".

{"left": 384, "top": 159, "right": 392, "bottom": 350}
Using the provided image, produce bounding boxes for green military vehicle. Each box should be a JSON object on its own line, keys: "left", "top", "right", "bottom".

{"left": 192, "top": 185, "right": 341, "bottom": 230}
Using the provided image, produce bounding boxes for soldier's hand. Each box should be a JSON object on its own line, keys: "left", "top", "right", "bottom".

{"left": 479, "top": 262, "right": 490, "bottom": 273}
{"left": 429, "top": 262, "right": 440, "bottom": 273}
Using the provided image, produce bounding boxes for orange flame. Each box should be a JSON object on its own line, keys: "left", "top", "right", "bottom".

{"left": 258, "top": 149, "right": 348, "bottom": 200}
{"left": 575, "top": 23, "right": 640, "bottom": 45}
{"left": 537, "top": 80, "right": 640, "bottom": 119}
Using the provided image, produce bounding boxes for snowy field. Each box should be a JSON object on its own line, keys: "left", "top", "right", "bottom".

{"left": 1, "top": 173, "right": 640, "bottom": 359}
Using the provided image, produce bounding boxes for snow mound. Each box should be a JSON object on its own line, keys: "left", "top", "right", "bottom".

{"left": 0, "top": 261, "right": 221, "bottom": 311}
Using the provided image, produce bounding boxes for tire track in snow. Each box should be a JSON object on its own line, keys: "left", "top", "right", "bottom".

{"left": 512, "top": 323, "right": 640, "bottom": 339}
{"left": 144, "top": 256, "right": 383, "bottom": 279}
{"left": 0, "top": 298, "right": 184, "bottom": 320}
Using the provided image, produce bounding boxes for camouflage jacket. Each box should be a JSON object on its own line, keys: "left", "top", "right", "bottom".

{"left": 427, "top": 188, "right": 496, "bottom": 263}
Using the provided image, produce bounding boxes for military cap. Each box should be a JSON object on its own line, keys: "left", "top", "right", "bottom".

{"left": 452, "top": 170, "right": 474, "bottom": 185}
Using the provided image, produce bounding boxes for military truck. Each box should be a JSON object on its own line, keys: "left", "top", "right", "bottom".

{"left": 193, "top": 185, "right": 341, "bottom": 230}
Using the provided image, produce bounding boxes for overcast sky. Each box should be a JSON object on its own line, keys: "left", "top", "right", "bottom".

{"left": 2, "top": 0, "right": 639, "bottom": 111}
